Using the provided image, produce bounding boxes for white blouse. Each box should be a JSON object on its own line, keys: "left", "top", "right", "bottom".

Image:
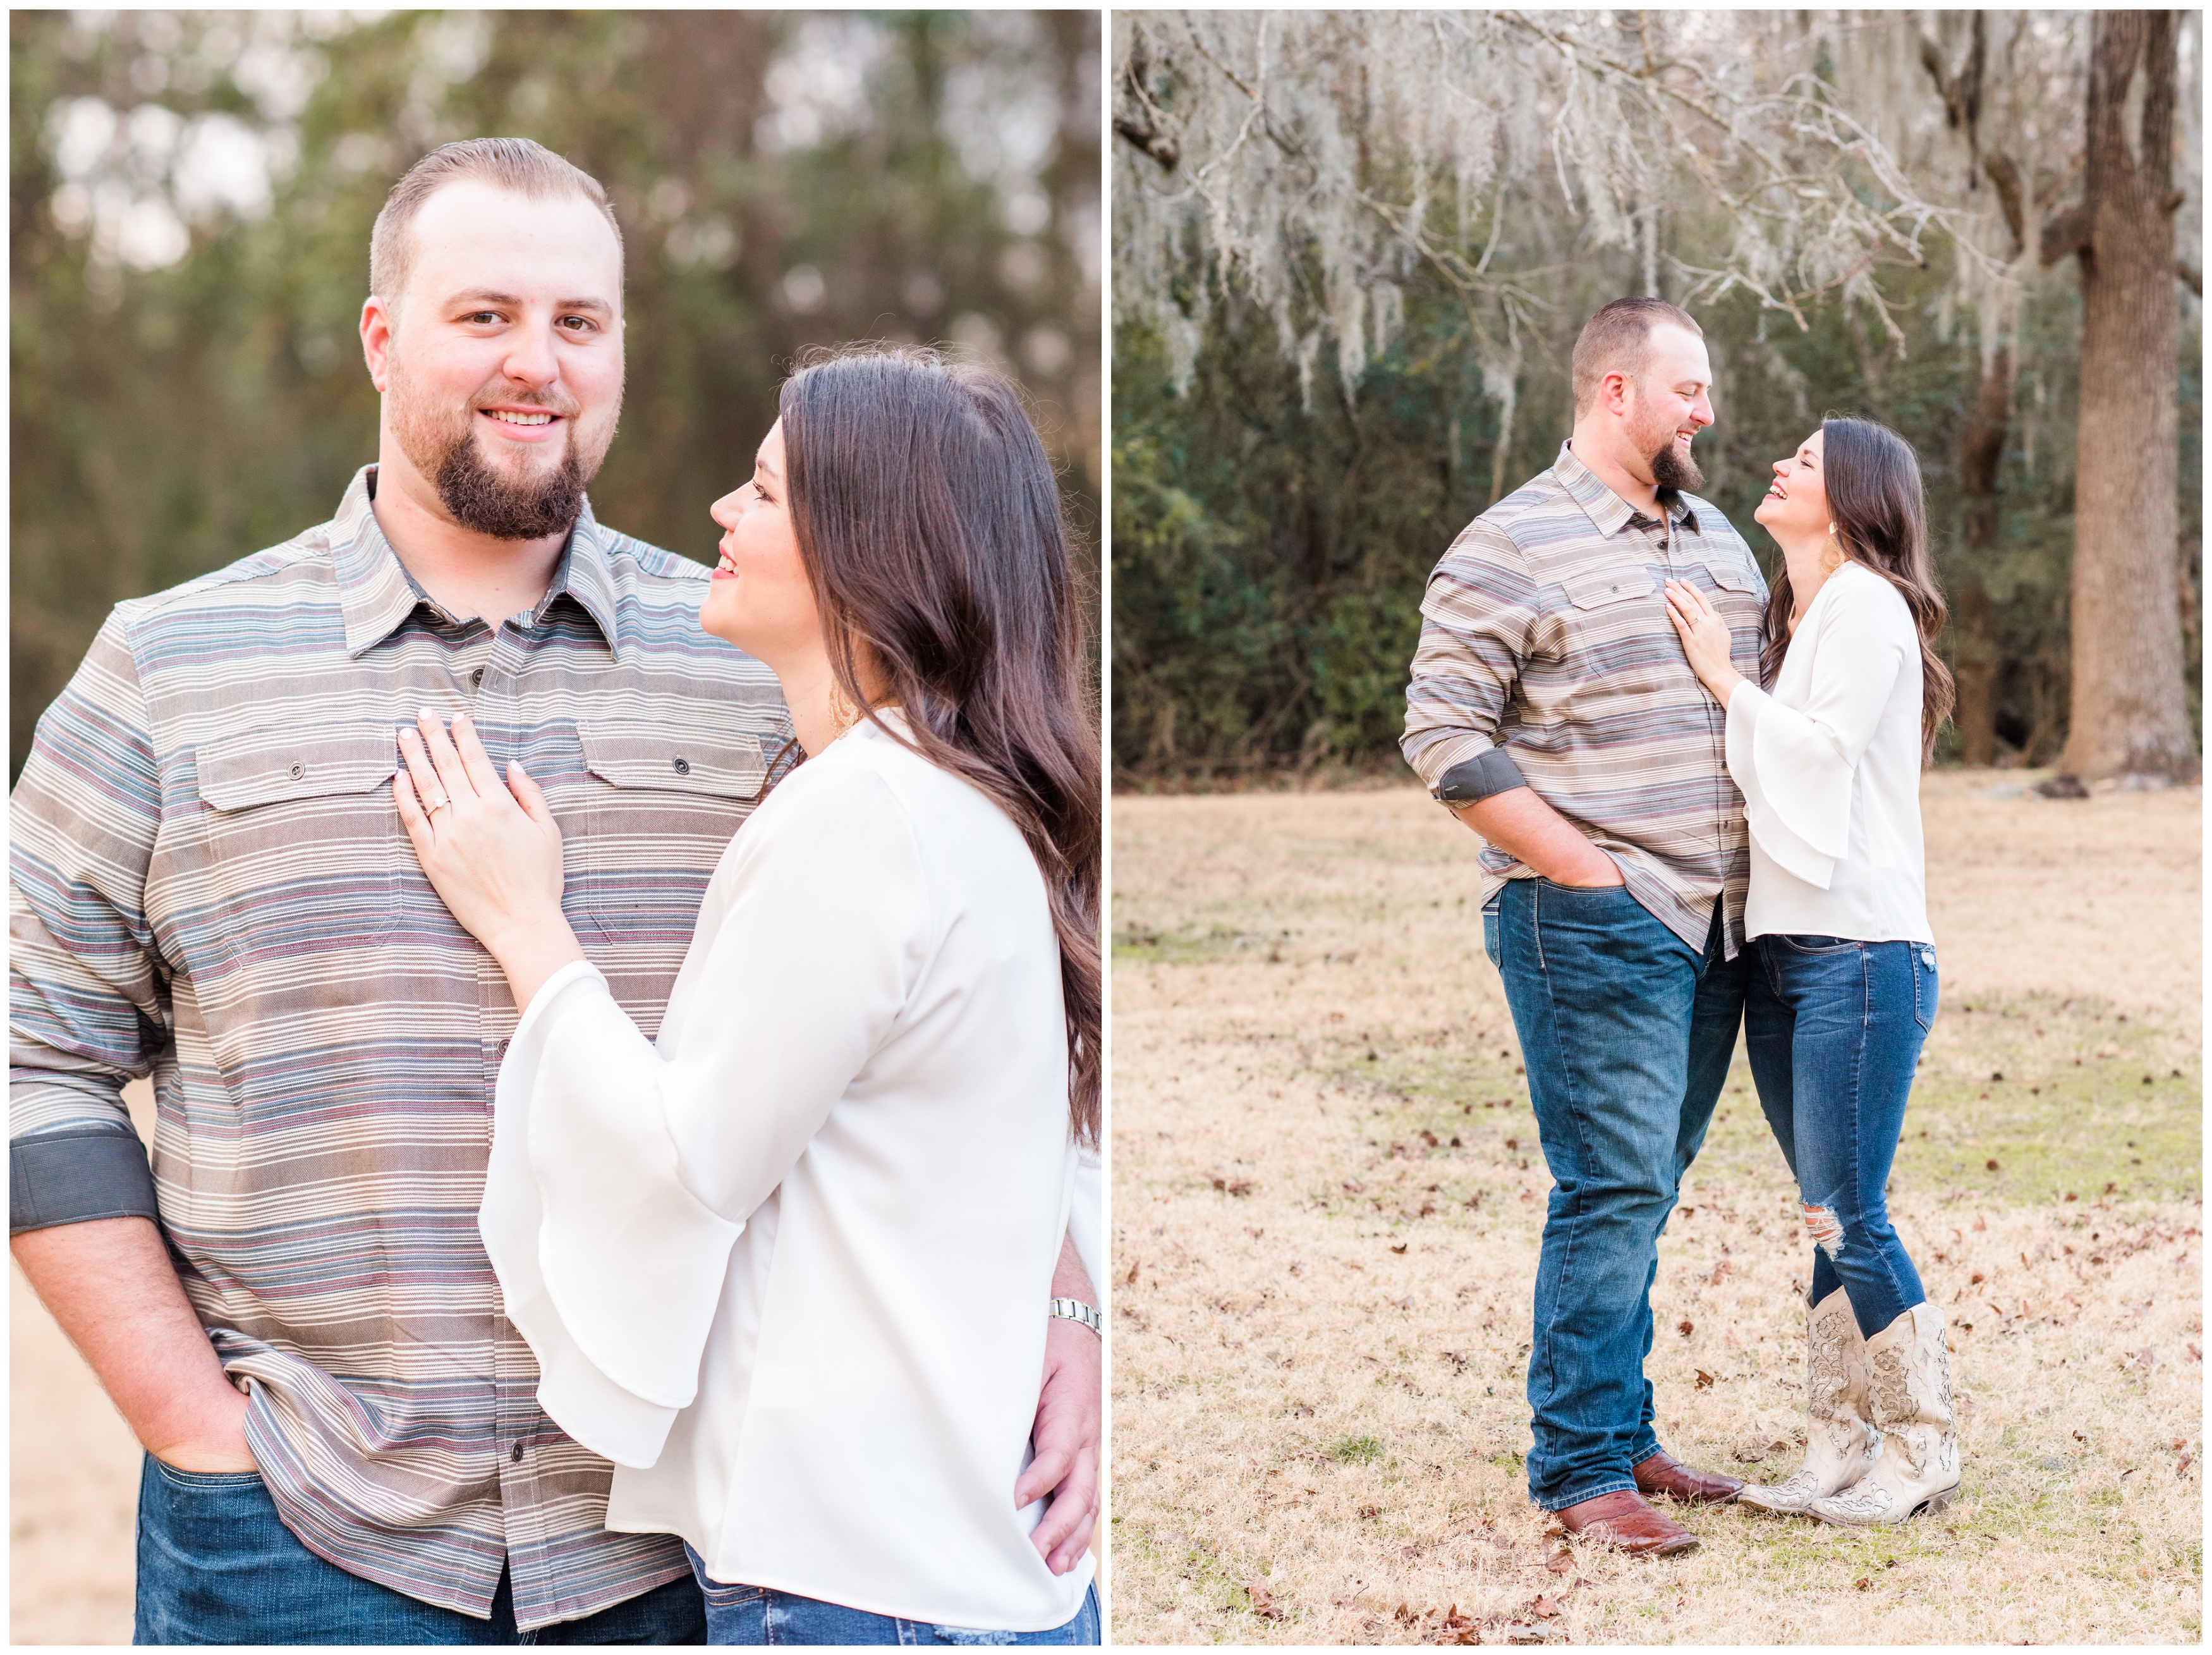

{"left": 1725, "top": 559, "right": 1933, "bottom": 945}
{"left": 478, "top": 714, "right": 1097, "bottom": 1632}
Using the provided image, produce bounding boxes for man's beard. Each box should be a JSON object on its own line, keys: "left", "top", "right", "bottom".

{"left": 387, "top": 360, "right": 612, "bottom": 542}
{"left": 1649, "top": 429, "right": 1705, "bottom": 495}
{"left": 434, "top": 427, "right": 589, "bottom": 541}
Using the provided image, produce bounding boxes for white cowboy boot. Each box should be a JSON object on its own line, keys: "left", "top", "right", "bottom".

{"left": 1809, "top": 1302, "right": 1960, "bottom": 1526}
{"left": 1738, "top": 1286, "right": 1881, "bottom": 1513}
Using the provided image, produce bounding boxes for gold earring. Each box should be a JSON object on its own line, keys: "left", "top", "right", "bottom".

{"left": 827, "top": 676, "right": 860, "bottom": 735}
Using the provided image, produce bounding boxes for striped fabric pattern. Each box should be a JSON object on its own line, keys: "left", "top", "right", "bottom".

{"left": 1401, "top": 442, "right": 1770, "bottom": 958}
{"left": 10, "top": 467, "right": 791, "bottom": 1629}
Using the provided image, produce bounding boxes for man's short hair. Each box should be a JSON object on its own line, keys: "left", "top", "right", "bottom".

{"left": 1571, "top": 297, "right": 1703, "bottom": 416}
{"left": 368, "top": 137, "right": 623, "bottom": 310}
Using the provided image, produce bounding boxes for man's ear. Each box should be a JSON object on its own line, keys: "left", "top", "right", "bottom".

{"left": 360, "top": 295, "right": 394, "bottom": 394}
{"left": 1601, "top": 369, "right": 1635, "bottom": 420}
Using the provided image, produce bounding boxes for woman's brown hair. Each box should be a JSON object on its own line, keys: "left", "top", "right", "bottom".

{"left": 1758, "top": 415, "right": 1956, "bottom": 762}
{"left": 777, "top": 345, "right": 1102, "bottom": 1146}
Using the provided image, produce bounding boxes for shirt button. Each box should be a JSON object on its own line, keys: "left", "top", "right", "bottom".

{"left": 471, "top": 668, "right": 485, "bottom": 687}
{"left": 672, "top": 757, "right": 691, "bottom": 776}
{"left": 511, "top": 1441, "right": 525, "bottom": 1463}
{"left": 288, "top": 762, "right": 305, "bottom": 781}
{"left": 495, "top": 1039, "right": 511, "bottom": 1061}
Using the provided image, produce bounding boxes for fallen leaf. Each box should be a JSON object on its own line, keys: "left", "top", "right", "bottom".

{"left": 1854, "top": 1576, "right": 1871, "bottom": 1592}
{"left": 2179, "top": 1457, "right": 2195, "bottom": 1476}
{"left": 1123, "top": 1258, "right": 1139, "bottom": 1286}
{"left": 1677, "top": 1319, "right": 1695, "bottom": 1336}
{"left": 1694, "top": 1369, "right": 1717, "bottom": 1389}
{"left": 1246, "top": 1579, "right": 1285, "bottom": 1621}
{"left": 1545, "top": 1548, "right": 1575, "bottom": 1574}
{"left": 1392, "top": 1242, "right": 1409, "bottom": 1255}
{"left": 1528, "top": 1594, "right": 1563, "bottom": 1620}
{"left": 2137, "top": 1348, "right": 2158, "bottom": 1367}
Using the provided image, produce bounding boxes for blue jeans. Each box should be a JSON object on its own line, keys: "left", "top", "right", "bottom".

{"left": 1743, "top": 935, "right": 1938, "bottom": 1338}
{"left": 132, "top": 1455, "right": 705, "bottom": 1644}
{"left": 1485, "top": 877, "right": 1747, "bottom": 1511}
{"left": 684, "top": 1545, "right": 1100, "bottom": 1645}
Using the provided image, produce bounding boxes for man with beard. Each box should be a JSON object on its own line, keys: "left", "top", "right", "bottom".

{"left": 1400, "top": 298, "right": 1766, "bottom": 1557}
{"left": 9, "top": 138, "right": 1100, "bottom": 1644}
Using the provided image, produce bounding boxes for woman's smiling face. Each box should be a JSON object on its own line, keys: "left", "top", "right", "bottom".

{"left": 1753, "top": 427, "right": 1830, "bottom": 542}
{"left": 700, "top": 420, "right": 818, "bottom": 663}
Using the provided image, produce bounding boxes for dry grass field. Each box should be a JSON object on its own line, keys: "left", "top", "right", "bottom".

{"left": 1109, "top": 773, "right": 2202, "bottom": 1645}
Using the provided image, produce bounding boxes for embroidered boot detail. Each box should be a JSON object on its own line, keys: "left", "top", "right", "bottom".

{"left": 1737, "top": 1287, "right": 1881, "bottom": 1514}
{"left": 1808, "top": 1302, "right": 1960, "bottom": 1527}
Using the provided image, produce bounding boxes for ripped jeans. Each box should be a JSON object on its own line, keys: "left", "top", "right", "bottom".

{"left": 683, "top": 1546, "right": 1099, "bottom": 1646}
{"left": 1743, "top": 935, "right": 1939, "bottom": 1339}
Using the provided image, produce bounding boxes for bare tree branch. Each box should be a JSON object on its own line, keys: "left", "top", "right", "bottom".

{"left": 2039, "top": 200, "right": 2093, "bottom": 268}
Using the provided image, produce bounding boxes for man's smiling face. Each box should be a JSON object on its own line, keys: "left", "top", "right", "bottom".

{"left": 375, "top": 180, "right": 625, "bottom": 540}
{"left": 1626, "top": 322, "right": 1715, "bottom": 494}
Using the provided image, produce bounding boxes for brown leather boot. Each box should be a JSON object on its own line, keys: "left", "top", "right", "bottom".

{"left": 1632, "top": 1448, "right": 1744, "bottom": 1505}
{"left": 1555, "top": 1489, "right": 1699, "bottom": 1555}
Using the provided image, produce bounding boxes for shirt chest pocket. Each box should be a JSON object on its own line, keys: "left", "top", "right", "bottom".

{"left": 1699, "top": 555, "right": 1766, "bottom": 651}
{"left": 1553, "top": 566, "right": 1659, "bottom": 676}
{"left": 189, "top": 723, "right": 403, "bottom": 973}
{"left": 571, "top": 719, "right": 772, "bottom": 940}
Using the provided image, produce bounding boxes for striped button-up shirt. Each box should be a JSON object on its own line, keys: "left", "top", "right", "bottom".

{"left": 9, "top": 467, "right": 791, "bottom": 1628}
{"left": 1401, "top": 442, "right": 1769, "bottom": 958}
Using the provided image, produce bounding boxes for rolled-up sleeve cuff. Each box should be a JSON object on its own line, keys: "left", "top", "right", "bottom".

{"left": 1431, "top": 745, "right": 1528, "bottom": 807}
{"left": 10, "top": 1126, "right": 158, "bottom": 1234}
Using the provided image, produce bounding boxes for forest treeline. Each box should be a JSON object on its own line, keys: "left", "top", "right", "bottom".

{"left": 11, "top": 9, "right": 1101, "bottom": 778}
{"left": 1110, "top": 11, "right": 2201, "bottom": 784}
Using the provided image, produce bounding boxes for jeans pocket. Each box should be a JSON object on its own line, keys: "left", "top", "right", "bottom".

{"left": 1776, "top": 933, "right": 1860, "bottom": 955}
{"left": 148, "top": 1460, "right": 263, "bottom": 1491}
{"left": 1482, "top": 892, "right": 1502, "bottom": 968}
{"left": 1912, "top": 944, "right": 1940, "bottom": 1032}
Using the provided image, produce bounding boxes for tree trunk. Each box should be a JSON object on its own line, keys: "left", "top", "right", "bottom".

{"left": 2045, "top": 11, "right": 2197, "bottom": 781}
{"left": 1951, "top": 346, "right": 2010, "bottom": 766}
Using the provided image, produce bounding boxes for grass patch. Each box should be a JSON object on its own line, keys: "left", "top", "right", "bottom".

{"left": 1316, "top": 988, "right": 2199, "bottom": 1217}
{"left": 1328, "top": 1434, "right": 1386, "bottom": 1465}
{"left": 1112, "top": 922, "right": 1296, "bottom": 965}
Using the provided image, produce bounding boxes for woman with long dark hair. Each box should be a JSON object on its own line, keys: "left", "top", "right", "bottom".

{"left": 391, "top": 346, "right": 1101, "bottom": 1640}
{"left": 1662, "top": 415, "right": 1960, "bottom": 1529}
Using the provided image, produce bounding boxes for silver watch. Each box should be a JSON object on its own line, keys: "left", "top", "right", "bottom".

{"left": 1047, "top": 1297, "right": 1102, "bottom": 1336}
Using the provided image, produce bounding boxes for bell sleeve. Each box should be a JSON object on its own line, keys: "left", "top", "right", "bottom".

{"left": 1724, "top": 572, "right": 1911, "bottom": 889}
{"left": 478, "top": 762, "right": 928, "bottom": 1469}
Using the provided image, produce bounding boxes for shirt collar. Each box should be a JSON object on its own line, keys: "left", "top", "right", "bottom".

{"left": 1554, "top": 441, "right": 1701, "bottom": 537}
{"left": 329, "top": 465, "right": 625, "bottom": 659}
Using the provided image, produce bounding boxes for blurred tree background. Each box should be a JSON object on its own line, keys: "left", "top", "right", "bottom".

{"left": 1110, "top": 11, "right": 2201, "bottom": 785}
{"left": 11, "top": 9, "right": 1102, "bottom": 779}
